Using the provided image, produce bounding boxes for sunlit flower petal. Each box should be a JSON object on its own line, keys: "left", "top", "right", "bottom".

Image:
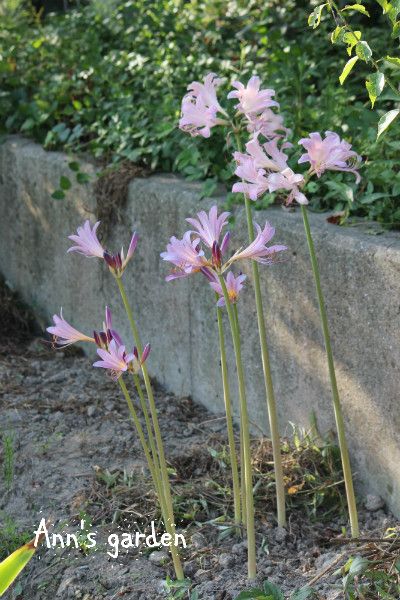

{"left": 298, "top": 131, "right": 361, "bottom": 183}
{"left": 47, "top": 309, "right": 94, "bottom": 346}
{"left": 67, "top": 220, "right": 104, "bottom": 258}
{"left": 228, "top": 76, "right": 278, "bottom": 116}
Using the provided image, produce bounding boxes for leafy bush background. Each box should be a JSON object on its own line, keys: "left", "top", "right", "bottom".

{"left": 1, "top": 0, "right": 400, "bottom": 226}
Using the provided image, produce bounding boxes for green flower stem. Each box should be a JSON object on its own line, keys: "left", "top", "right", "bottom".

{"left": 218, "top": 275, "right": 256, "bottom": 579}
{"left": 240, "top": 424, "right": 247, "bottom": 527}
{"left": 116, "top": 277, "right": 184, "bottom": 580}
{"left": 233, "top": 304, "right": 247, "bottom": 529}
{"left": 234, "top": 131, "right": 286, "bottom": 527}
{"left": 301, "top": 205, "right": 359, "bottom": 538}
{"left": 244, "top": 198, "right": 286, "bottom": 527}
{"left": 131, "top": 373, "right": 167, "bottom": 515}
{"left": 216, "top": 301, "right": 241, "bottom": 526}
{"left": 132, "top": 373, "right": 161, "bottom": 475}
{"left": 118, "top": 378, "right": 159, "bottom": 492}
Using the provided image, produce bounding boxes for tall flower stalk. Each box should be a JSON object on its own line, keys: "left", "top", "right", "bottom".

{"left": 115, "top": 276, "right": 185, "bottom": 576}
{"left": 161, "top": 205, "right": 286, "bottom": 578}
{"left": 48, "top": 222, "right": 185, "bottom": 579}
{"left": 179, "top": 74, "right": 288, "bottom": 527}
{"left": 216, "top": 301, "right": 241, "bottom": 526}
{"left": 179, "top": 72, "right": 361, "bottom": 538}
{"left": 300, "top": 205, "right": 359, "bottom": 538}
{"left": 235, "top": 133, "right": 287, "bottom": 529}
{"left": 218, "top": 275, "right": 256, "bottom": 579}
{"left": 231, "top": 104, "right": 361, "bottom": 537}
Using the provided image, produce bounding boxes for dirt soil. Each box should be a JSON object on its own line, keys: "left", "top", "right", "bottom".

{"left": 0, "top": 336, "right": 398, "bottom": 600}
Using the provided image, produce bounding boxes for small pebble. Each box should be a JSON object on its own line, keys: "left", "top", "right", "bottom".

{"left": 218, "top": 553, "right": 234, "bottom": 568}
{"left": 365, "top": 494, "right": 385, "bottom": 512}
{"left": 194, "top": 568, "right": 210, "bottom": 583}
{"left": 191, "top": 532, "right": 207, "bottom": 549}
{"left": 184, "top": 560, "right": 197, "bottom": 577}
{"left": 87, "top": 405, "right": 96, "bottom": 417}
{"left": 148, "top": 550, "right": 168, "bottom": 566}
{"left": 275, "top": 526, "right": 287, "bottom": 543}
{"left": 232, "top": 541, "right": 247, "bottom": 555}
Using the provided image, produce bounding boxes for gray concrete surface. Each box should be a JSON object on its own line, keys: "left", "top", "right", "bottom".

{"left": 1, "top": 136, "right": 399, "bottom": 517}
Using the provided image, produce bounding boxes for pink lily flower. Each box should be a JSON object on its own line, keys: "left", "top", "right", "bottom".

{"left": 267, "top": 167, "right": 308, "bottom": 205}
{"left": 232, "top": 155, "right": 269, "bottom": 200}
{"left": 298, "top": 131, "right": 362, "bottom": 183}
{"left": 160, "top": 231, "right": 208, "bottom": 281}
{"left": 209, "top": 271, "right": 247, "bottom": 307}
{"left": 241, "top": 137, "right": 289, "bottom": 172}
{"left": 67, "top": 220, "right": 104, "bottom": 258}
{"left": 228, "top": 76, "right": 279, "bottom": 116}
{"left": 246, "top": 109, "right": 291, "bottom": 140}
{"left": 179, "top": 73, "right": 228, "bottom": 138}
{"left": 93, "top": 339, "right": 135, "bottom": 380}
{"left": 47, "top": 309, "right": 94, "bottom": 346}
{"left": 68, "top": 221, "right": 138, "bottom": 276}
{"left": 229, "top": 221, "right": 287, "bottom": 265}
{"left": 186, "top": 205, "right": 230, "bottom": 249}
{"left": 179, "top": 96, "right": 220, "bottom": 138}
{"left": 186, "top": 73, "right": 225, "bottom": 114}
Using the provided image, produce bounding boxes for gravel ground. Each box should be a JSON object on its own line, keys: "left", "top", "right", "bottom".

{"left": 0, "top": 338, "right": 397, "bottom": 600}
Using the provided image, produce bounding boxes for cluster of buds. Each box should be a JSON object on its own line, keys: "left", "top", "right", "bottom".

{"left": 179, "top": 73, "right": 362, "bottom": 206}
{"left": 161, "top": 205, "right": 286, "bottom": 306}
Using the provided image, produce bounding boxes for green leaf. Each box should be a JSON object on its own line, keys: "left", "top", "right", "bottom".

{"left": 263, "top": 581, "right": 284, "bottom": 600}
{"left": 377, "top": 109, "right": 400, "bottom": 138}
{"left": 51, "top": 189, "right": 65, "bottom": 200}
{"left": 392, "top": 20, "right": 400, "bottom": 37}
{"left": 348, "top": 555, "right": 369, "bottom": 576}
{"left": 331, "top": 26, "right": 345, "bottom": 43}
{"left": 234, "top": 590, "right": 266, "bottom": 600}
{"left": 356, "top": 41, "right": 372, "bottom": 61}
{"left": 308, "top": 4, "right": 327, "bottom": 28}
{"left": 0, "top": 537, "right": 43, "bottom": 596}
{"left": 200, "top": 177, "right": 218, "bottom": 199}
{"left": 32, "top": 37, "right": 45, "bottom": 49}
{"left": 385, "top": 55, "right": 400, "bottom": 68}
{"left": 365, "top": 72, "right": 385, "bottom": 107}
{"left": 343, "top": 30, "right": 362, "bottom": 55}
{"left": 72, "top": 99, "right": 82, "bottom": 110}
{"left": 342, "top": 4, "right": 370, "bottom": 16}
{"left": 387, "top": 1, "right": 400, "bottom": 24}
{"left": 375, "top": 0, "right": 392, "bottom": 12}
{"left": 290, "top": 588, "right": 317, "bottom": 600}
{"left": 339, "top": 56, "right": 359, "bottom": 84}
{"left": 60, "top": 176, "right": 72, "bottom": 190}
{"left": 20, "top": 118, "right": 35, "bottom": 132}
{"left": 68, "top": 161, "right": 80, "bottom": 172}
{"left": 76, "top": 172, "right": 90, "bottom": 184}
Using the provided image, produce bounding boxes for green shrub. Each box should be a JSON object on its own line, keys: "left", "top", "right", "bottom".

{"left": 0, "top": 0, "right": 399, "bottom": 227}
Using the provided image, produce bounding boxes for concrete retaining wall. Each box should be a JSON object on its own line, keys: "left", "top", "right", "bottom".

{"left": 1, "top": 136, "right": 400, "bottom": 516}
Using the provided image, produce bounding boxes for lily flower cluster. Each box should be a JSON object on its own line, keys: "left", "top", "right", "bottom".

{"left": 47, "top": 220, "right": 185, "bottom": 580}
{"left": 47, "top": 305, "right": 150, "bottom": 381}
{"left": 47, "top": 225, "right": 150, "bottom": 380}
{"left": 161, "top": 205, "right": 286, "bottom": 305}
{"left": 179, "top": 73, "right": 362, "bottom": 206}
